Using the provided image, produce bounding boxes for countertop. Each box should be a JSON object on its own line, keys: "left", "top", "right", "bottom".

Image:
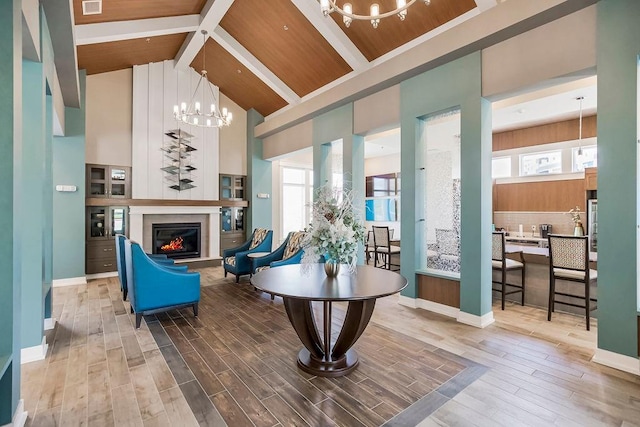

{"left": 506, "top": 244, "right": 597, "bottom": 262}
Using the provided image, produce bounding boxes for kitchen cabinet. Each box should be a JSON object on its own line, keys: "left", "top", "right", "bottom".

{"left": 87, "top": 164, "right": 131, "bottom": 198}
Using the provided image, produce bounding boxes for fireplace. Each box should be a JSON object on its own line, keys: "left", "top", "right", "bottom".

{"left": 152, "top": 223, "right": 201, "bottom": 259}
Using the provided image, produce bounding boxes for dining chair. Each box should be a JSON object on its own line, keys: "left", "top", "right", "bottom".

{"left": 492, "top": 231, "right": 526, "bottom": 310}
{"left": 547, "top": 234, "right": 597, "bottom": 330}
{"left": 372, "top": 226, "right": 400, "bottom": 271}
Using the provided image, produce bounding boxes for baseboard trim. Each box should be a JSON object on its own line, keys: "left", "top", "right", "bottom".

{"left": 44, "top": 318, "right": 56, "bottom": 331}
{"left": 592, "top": 348, "right": 640, "bottom": 376}
{"left": 86, "top": 271, "right": 118, "bottom": 281}
{"left": 456, "top": 310, "right": 495, "bottom": 328}
{"left": 416, "top": 298, "right": 460, "bottom": 319}
{"left": 21, "top": 337, "right": 47, "bottom": 364}
{"left": 398, "top": 295, "right": 417, "bottom": 309}
{"left": 52, "top": 276, "right": 87, "bottom": 287}
{"left": 1, "top": 399, "right": 27, "bottom": 427}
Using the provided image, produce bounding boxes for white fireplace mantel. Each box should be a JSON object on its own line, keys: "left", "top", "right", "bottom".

{"left": 129, "top": 205, "right": 221, "bottom": 259}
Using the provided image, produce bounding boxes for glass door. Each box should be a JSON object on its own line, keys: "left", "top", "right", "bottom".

{"left": 221, "top": 208, "right": 233, "bottom": 232}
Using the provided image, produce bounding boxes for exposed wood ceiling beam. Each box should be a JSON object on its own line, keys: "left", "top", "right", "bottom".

{"left": 211, "top": 27, "right": 299, "bottom": 104}
{"left": 174, "top": 0, "right": 234, "bottom": 70}
{"left": 75, "top": 15, "right": 200, "bottom": 45}
{"left": 290, "top": 0, "right": 368, "bottom": 71}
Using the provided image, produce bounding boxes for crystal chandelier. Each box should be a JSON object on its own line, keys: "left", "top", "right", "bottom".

{"left": 173, "top": 30, "right": 232, "bottom": 128}
{"left": 320, "top": 0, "right": 431, "bottom": 29}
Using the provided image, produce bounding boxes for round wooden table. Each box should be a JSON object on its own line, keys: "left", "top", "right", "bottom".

{"left": 251, "top": 264, "right": 407, "bottom": 377}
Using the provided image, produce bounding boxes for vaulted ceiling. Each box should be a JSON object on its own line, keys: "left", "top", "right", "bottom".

{"left": 75, "top": 0, "right": 496, "bottom": 118}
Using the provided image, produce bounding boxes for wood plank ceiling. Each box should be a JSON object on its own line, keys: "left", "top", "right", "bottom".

{"left": 75, "top": 0, "right": 485, "bottom": 117}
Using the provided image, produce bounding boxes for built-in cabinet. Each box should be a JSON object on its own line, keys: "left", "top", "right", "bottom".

{"left": 87, "top": 164, "right": 131, "bottom": 198}
{"left": 220, "top": 174, "right": 245, "bottom": 200}
{"left": 585, "top": 167, "right": 597, "bottom": 191}
{"left": 86, "top": 164, "right": 131, "bottom": 274}
{"left": 220, "top": 174, "right": 247, "bottom": 253}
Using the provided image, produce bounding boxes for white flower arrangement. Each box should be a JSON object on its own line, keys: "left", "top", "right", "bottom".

{"left": 301, "top": 185, "right": 366, "bottom": 271}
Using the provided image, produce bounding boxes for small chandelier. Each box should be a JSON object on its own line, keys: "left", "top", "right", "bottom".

{"left": 173, "top": 30, "right": 232, "bottom": 128}
{"left": 320, "top": 0, "right": 431, "bottom": 29}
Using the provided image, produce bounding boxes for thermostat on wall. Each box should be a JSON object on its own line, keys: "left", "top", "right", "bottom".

{"left": 55, "top": 185, "right": 77, "bottom": 192}
{"left": 257, "top": 193, "right": 270, "bottom": 199}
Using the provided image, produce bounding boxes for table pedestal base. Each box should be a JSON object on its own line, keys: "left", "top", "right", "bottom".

{"left": 297, "top": 348, "right": 359, "bottom": 377}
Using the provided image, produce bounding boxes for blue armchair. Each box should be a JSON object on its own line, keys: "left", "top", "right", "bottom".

{"left": 223, "top": 228, "right": 273, "bottom": 283}
{"left": 124, "top": 239, "right": 200, "bottom": 328}
{"left": 115, "top": 234, "right": 186, "bottom": 301}
{"left": 252, "top": 231, "right": 306, "bottom": 273}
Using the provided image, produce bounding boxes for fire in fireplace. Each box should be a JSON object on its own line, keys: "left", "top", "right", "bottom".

{"left": 152, "top": 223, "right": 201, "bottom": 259}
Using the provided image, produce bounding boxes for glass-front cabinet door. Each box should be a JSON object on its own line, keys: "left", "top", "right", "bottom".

{"left": 88, "top": 165, "right": 107, "bottom": 197}
{"left": 110, "top": 207, "right": 128, "bottom": 237}
{"left": 87, "top": 207, "right": 108, "bottom": 240}
{"left": 234, "top": 208, "right": 244, "bottom": 232}
{"left": 110, "top": 168, "right": 127, "bottom": 198}
{"left": 221, "top": 208, "right": 233, "bottom": 232}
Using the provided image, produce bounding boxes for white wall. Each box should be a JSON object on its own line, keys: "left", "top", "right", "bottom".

{"left": 365, "top": 153, "right": 400, "bottom": 176}
{"left": 219, "top": 92, "right": 247, "bottom": 175}
{"left": 86, "top": 69, "right": 132, "bottom": 166}
{"left": 132, "top": 61, "right": 219, "bottom": 200}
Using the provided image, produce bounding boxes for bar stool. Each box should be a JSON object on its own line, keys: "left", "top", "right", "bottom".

{"left": 492, "top": 231, "right": 526, "bottom": 310}
{"left": 547, "top": 234, "right": 597, "bottom": 330}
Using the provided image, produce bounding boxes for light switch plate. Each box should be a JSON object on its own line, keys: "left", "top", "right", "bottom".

{"left": 257, "top": 193, "right": 270, "bottom": 199}
{"left": 55, "top": 185, "right": 77, "bottom": 192}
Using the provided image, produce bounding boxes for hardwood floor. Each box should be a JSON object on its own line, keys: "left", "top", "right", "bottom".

{"left": 21, "top": 266, "right": 640, "bottom": 426}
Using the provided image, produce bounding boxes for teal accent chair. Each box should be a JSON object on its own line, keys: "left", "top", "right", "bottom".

{"left": 124, "top": 239, "right": 200, "bottom": 328}
{"left": 251, "top": 231, "right": 306, "bottom": 273}
{"left": 115, "top": 234, "right": 184, "bottom": 301}
{"left": 251, "top": 231, "right": 306, "bottom": 300}
{"left": 223, "top": 228, "right": 273, "bottom": 283}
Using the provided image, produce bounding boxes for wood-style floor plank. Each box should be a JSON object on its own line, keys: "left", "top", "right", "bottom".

{"left": 21, "top": 268, "right": 640, "bottom": 427}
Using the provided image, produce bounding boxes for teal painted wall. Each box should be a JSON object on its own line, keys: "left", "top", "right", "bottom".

{"left": 312, "top": 103, "right": 366, "bottom": 263}
{"left": 52, "top": 71, "right": 86, "bottom": 280}
{"left": 246, "top": 109, "right": 272, "bottom": 232}
{"left": 21, "top": 60, "right": 46, "bottom": 348}
{"left": 596, "top": 0, "right": 639, "bottom": 357}
{"left": 399, "top": 52, "right": 492, "bottom": 316}
{"left": 0, "top": 0, "right": 21, "bottom": 422}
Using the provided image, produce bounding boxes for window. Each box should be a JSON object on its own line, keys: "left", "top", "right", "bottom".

{"left": 520, "top": 150, "right": 562, "bottom": 176}
{"left": 572, "top": 145, "right": 597, "bottom": 172}
{"left": 492, "top": 157, "right": 511, "bottom": 178}
{"left": 421, "top": 109, "right": 461, "bottom": 275}
{"left": 281, "top": 167, "right": 313, "bottom": 240}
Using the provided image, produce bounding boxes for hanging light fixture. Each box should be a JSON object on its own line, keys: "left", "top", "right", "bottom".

{"left": 320, "top": 0, "right": 431, "bottom": 29}
{"left": 576, "top": 96, "right": 584, "bottom": 156}
{"left": 173, "top": 30, "right": 232, "bottom": 128}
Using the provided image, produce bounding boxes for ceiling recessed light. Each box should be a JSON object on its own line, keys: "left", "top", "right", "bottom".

{"left": 237, "top": 69, "right": 242, "bottom": 74}
{"left": 283, "top": 25, "right": 289, "bottom": 31}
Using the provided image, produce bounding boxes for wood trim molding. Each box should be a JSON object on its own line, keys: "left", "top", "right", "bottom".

{"left": 416, "top": 274, "right": 460, "bottom": 308}
{"left": 493, "top": 115, "right": 597, "bottom": 152}
{"left": 86, "top": 198, "right": 249, "bottom": 207}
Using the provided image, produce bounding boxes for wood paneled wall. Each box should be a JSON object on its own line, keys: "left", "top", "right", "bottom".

{"left": 417, "top": 274, "right": 460, "bottom": 308}
{"left": 493, "top": 115, "right": 597, "bottom": 151}
{"left": 493, "top": 179, "right": 585, "bottom": 212}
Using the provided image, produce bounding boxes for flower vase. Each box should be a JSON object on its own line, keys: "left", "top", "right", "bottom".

{"left": 574, "top": 222, "right": 585, "bottom": 236}
{"left": 324, "top": 262, "right": 340, "bottom": 278}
